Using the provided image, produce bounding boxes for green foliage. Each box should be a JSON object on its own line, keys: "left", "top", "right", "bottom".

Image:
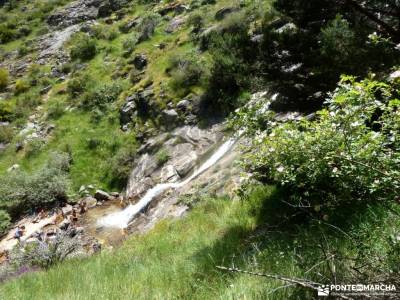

{"left": 155, "top": 148, "right": 170, "bottom": 166}
{"left": 0, "top": 152, "right": 70, "bottom": 217}
{"left": 319, "top": 14, "right": 356, "bottom": 64}
{"left": 10, "top": 230, "right": 80, "bottom": 269}
{"left": 0, "top": 210, "right": 11, "bottom": 235}
{"left": 46, "top": 100, "right": 65, "bottom": 120}
{"left": 202, "top": 12, "right": 255, "bottom": 111}
{"left": 0, "top": 101, "right": 14, "bottom": 122}
{"left": 240, "top": 77, "right": 400, "bottom": 213}
{"left": 14, "top": 79, "right": 30, "bottom": 95}
{"left": 0, "top": 124, "right": 14, "bottom": 144}
{"left": 69, "top": 33, "right": 97, "bottom": 61}
{"left": 92, "top": 24, "right": 119, "bottom": 41}
{"left": 80, "top": 82, "right": 122, "bottom": 110}
{"left": 67, "top": 73, "right": 93, "bottom": 98}
{"left": 168, "top": 51, "right": 207, "bottom": 93}
{"left": 0, "top": 67, "right": 9, "bottom": 91}
{"left": 122, "top": 32, "right": 139, "bottom": 57}
{"left": 24, "top": 139, "right": 45, "bottom": 158}
{"left": 136, "top": 12, "right": 160, "bottom": 43}
{"left": 105, "top": 144, "right": 136, "bottom": 189}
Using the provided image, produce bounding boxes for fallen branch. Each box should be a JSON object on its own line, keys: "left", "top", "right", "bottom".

{"left": 216, "top": 265, "right": 353, "bottom": 300}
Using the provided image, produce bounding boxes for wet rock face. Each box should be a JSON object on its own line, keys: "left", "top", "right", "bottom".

{"left": 125, "top": 124, "right": 224, "bottom": 199}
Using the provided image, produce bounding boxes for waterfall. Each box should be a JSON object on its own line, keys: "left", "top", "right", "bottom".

{"left": 98, "top": 136, "right": 237, "bottom": 229}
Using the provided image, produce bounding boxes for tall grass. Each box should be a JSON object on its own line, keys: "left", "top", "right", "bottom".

{"left": 1, "top": 185, "right": 398, "bottom": 299}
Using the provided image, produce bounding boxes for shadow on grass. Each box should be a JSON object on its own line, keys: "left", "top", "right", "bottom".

{"left": 189, "top": 185, "right": 399, "bottom": 298}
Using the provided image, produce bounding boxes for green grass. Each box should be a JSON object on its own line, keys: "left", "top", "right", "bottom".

{"left": 1, "top": 185, "right": 398, "bottom": 299}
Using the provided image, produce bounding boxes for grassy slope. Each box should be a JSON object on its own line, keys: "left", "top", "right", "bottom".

{"left": 1, "top": 186, "right": 399, "bottom": 299}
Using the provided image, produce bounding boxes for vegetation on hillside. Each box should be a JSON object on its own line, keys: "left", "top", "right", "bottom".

{"left": 0, "top": 0, "right": 399, "bottom": 297}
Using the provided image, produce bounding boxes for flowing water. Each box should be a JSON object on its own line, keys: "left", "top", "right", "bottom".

{"left": 97, "top": 136, "right": 237, "bottom": 229}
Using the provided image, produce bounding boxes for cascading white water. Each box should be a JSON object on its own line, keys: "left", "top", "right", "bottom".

{"left": 98, "top": 136, "right": 237, "bottom": 229}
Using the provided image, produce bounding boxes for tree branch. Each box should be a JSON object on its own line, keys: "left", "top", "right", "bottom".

{"left": 216, "top": 265, "right": 353, "bottom": 300}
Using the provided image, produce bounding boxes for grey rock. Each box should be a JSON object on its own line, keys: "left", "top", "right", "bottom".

{"left": 162, "top": 109, "right": 179, "bottom": 126}
{"left": 119, "top": 99, "right": 137, "bottom": 127}
{"left": 7, "top": 164, "right": 20, "bottom": 172}
{"left": 82, "top": 196, "right": 97, "bottom": 208}
{"left": 165, "top": 16, "right": 186, "bottom": 33}
{"left": 94, "top": 190, "right": 111, "bottom": 201}
{"left": 250, "top": 34, "right": 263, "bottom": 43}
{"left": 160, "top": 165, "right": 180, "bottom": 182}
{"left": 275, "top": 22, "right": 298, "bottom": 35}
{"left": 176, "top": 99, "right": 190, "bottom": 112}
{"left": 132, "top": 54, "right": 147, "bottom": 70}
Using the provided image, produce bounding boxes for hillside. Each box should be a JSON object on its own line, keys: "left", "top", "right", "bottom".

{"left": 0, "top": 0, "right": 399, "bottom": 299}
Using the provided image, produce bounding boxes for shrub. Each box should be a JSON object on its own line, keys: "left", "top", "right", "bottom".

{"left": 86, "top": 137, "right": 103, "bottom": 150}
{"left": 14, "top": 79, "right": 30, "bottom": 94}
{"left": 122, "top": 32, "right": 139, "bottom": 57}
{"left": 70, "top": 33, "right": 97, "bottom": 61}
{"left": 0, "top": 152, "right": 70, "bottom": 217}
{"left": 137, "top": 12, "right": 160, "bottom": 43}
{"left": 0, "top": 24, "right": 16, "bottom": 43}
{"left": 0, "top": 67, "right": 9, "bottom": 91}
{"left": 24, "top": 139, "right": 45, "bottom": 158}
{"left": 168, "top": 51, "right": 206, "bottom": 92}
{"left": 156, "top": 148, "right": 170, "bottom": 166}
{"left": 67, "top": 73, "right": 92, "bottom": 98}
{"left": 106, "top": 145, "right": 136, "bottom": 189}
{"left": 46, "top": 100, "right": 65, "bottom": 120}
{"left": 0, "top": 210, "right": 11, "bottom": 235}
{"left": 92, "top": 24, "right": 119, "bottom": 41}
{"left": 0, "top": 101, "right": 14, "bottom": 122}
{"left": 0, "top": 124, "right": 14, "bottom": 144}
{"left": 80, "top": 82, "right": 122, "bottom": 110}
{"left": 10, "top": 230, "right": 80, "bottom": 269}
{"left": 240, "top": 77, "right": 400, "bottom": 215}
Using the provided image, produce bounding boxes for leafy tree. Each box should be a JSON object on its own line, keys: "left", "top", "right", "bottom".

{"left": 237, "top": 77, "right": 400, "bottom": 214}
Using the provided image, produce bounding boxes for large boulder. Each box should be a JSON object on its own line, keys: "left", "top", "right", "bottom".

{"left": 161, "top": 109, "right": 179, "bottom": 128}
{"left": 94, "top": 190, "right": 111, "bottom": 201}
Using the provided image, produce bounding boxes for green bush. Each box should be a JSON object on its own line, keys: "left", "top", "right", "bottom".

{"left": 67, "top": 73, "right": 93, "bottom": 98}
{"left": 47, "top": 100, "right": 65, "bottom": 120}
{"left": 137, "top": 12, "right": 160, "bottom": 43}
{"left": 122, "top": 32, "right": 139, "bottom": 57}
{"left": 92, "top": 24, "right": 119, "bottom": 41}
{"left": 0, "top": 124, "right": 14, "bottom": 144}
{"left": 70, "top": 33, "right": 97, "bottom": 61}
{"left": 14, "top": 79, "right": 30, "bottom": 94}
{"left": 80, "top": 82, "right": 122, "bottom": 110}
{"left": 24, "top": 139, "right": 45, "bottom": 158}
{"left": 168, "top": 51, "right": 206, "bottom": 92}
{"left": 0, "top": 152, "right": 70, "bottom": 217}
{"left": 0, "top": 101, "right": 14, "bottom": 122}
{"left": 106, "top": 145, "right": 136, "bottom": 189}
{"left": 0, "top": 210, "right": 11, "bottom": 236}
{"left": 14, "top": 90, "right": 42, "bottom": 118}
{"left": 155, "top": 148, "right": 170, "bottom": 166}
{"left": 240, "top": 77, "right": 400, "bottom": 214}
{"left": 0, "top": 67, "right": 9, "bottom": 91}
